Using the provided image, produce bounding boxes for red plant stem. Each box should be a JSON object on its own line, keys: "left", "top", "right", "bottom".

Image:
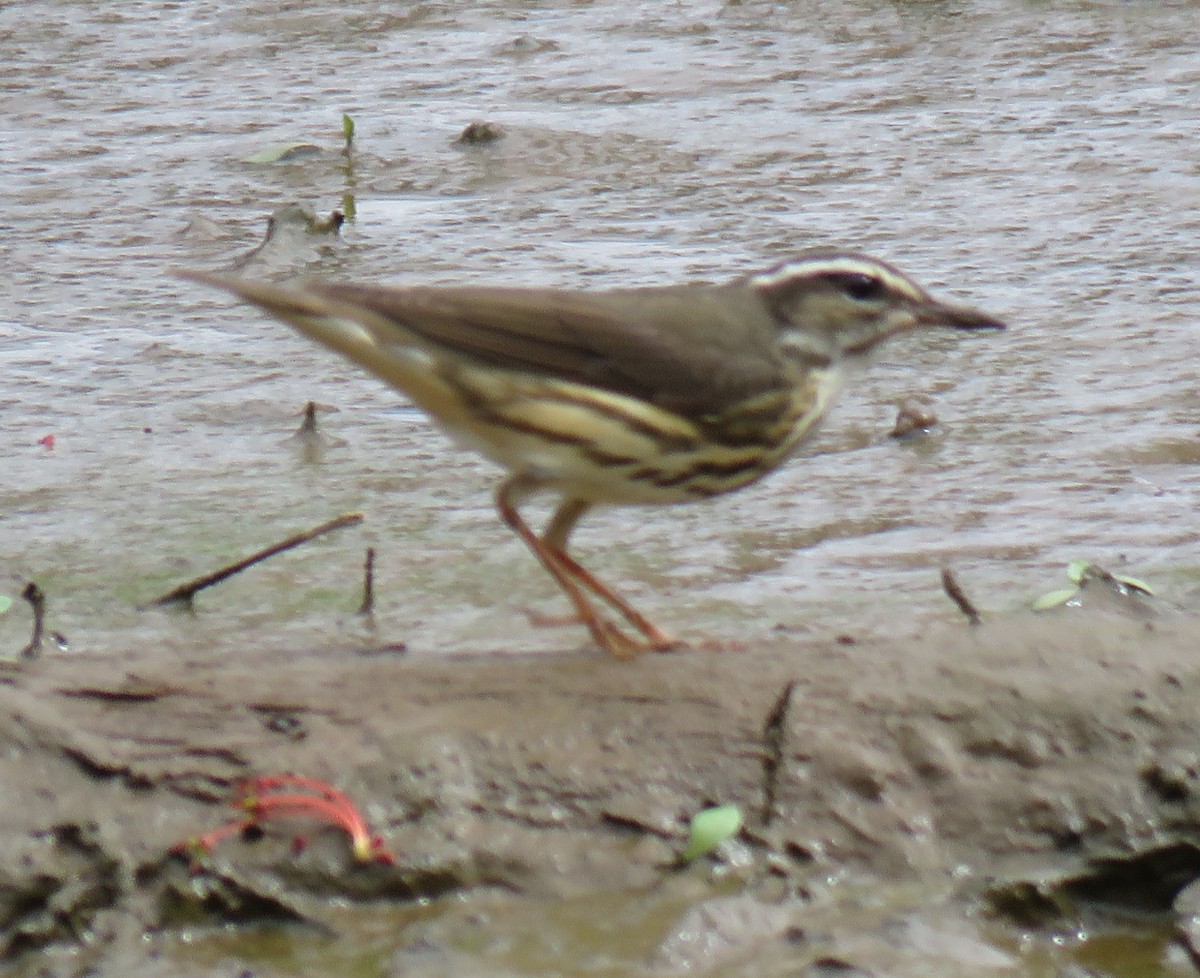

{"left": 173, "top": 818, "right": 253, "bottom": 855}
{"left": 244, "top": 792, "right": 382, "bottom": 861}
{"left": 170, "top": 817, "right": 257, "bottom": 872}
{"left": 174, "top": 774, "right": 394, "bottom": 868}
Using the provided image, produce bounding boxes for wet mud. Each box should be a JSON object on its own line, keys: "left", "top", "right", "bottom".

{"left": 3, "top": 612, "right": 1200, "bottom": 975}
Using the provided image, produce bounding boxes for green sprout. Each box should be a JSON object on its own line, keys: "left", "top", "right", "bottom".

{"left": 1033, "top": 561, "right": 1155, "bottom": 611}
{"left": 243, "top": 142, "right": 323, "bottom": 164}
{"left": 680, "top": 805, "right": 743, "bottom": 862}
{"left": 1031, "top": 588, "right": 1081, "bottom": 612}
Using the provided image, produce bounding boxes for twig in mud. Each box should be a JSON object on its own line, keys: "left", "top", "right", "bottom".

{"left": 760, "top": 680, "right": 796, "bottom": 827}
{"left": 358, "top": 547, "right": 376, "bottom": 617}
{"left": 298, "top": 401, "right": 319, "bottom": 435}
{"left": 940, "top": 567, "right": 982, "bottom": 627}
{"left": 19, "top": 582, "right": 46, "bottom": 659}
{"left": 142, "top": 512, "right": 364, "bottom": 610}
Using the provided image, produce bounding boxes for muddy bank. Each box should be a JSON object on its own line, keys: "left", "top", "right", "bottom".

{"left": 2, "top": 614, "right": 1200, "bottom": 975}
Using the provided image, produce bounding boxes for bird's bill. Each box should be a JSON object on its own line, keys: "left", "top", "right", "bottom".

{"left": 917, "top": 299, "right": 1007, "bottom": 331}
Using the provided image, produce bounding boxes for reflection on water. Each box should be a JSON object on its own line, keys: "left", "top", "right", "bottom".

{"left": 2, "top": 0, "right": 1199, "bottom": 663}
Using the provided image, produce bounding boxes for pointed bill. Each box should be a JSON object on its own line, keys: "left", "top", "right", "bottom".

{"left": 916, "top": 299, "right": 1006, "bottom": 331}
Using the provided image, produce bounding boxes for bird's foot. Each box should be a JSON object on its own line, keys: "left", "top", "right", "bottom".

{"left": 525, "top": 608, "right": 681, "bottom": 657}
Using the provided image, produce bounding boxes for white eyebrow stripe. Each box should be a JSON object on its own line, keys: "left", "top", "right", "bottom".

{"left": 748, "top": 257, "right": 928, "bottom": 302}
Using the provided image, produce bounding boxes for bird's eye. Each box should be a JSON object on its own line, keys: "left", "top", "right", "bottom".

{"left": 834, "top": 273, "right": 885, "bottom": 302}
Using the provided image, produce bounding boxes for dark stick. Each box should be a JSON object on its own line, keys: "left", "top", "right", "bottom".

{"left": 358, "top": 547, "right": 376, "bottom": 617}
{"left": 19, "top": 582, "right": 46, "bottom": 659}
{"left": 298, "top": 401, "right": 318, "bottom": 435}
{"left": 760, "top": 679, "right": 796, "bottom": 827}
{"left": 143, "top": 513, "right": 364, "bottom": 609}
{"left": 940, "top": 567, "right": 982, "bottom": 627}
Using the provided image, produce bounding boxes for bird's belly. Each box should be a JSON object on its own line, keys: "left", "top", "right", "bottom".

{"left": 439, "top": 366, "right": 847, "bottom": 506}
{"left": 449, "top": 391, "right": 710, "bottom": 505}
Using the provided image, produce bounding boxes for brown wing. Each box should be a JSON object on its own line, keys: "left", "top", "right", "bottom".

{"left": 302, "top": 281, "right": 789, "bottom": 417}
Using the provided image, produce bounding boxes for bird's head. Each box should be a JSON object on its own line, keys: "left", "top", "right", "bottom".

{"left": 749, "top": 251, "right": 1005, "bottom": 366}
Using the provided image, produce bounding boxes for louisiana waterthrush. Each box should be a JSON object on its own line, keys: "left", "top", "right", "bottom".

{"left": 180, "top": 252, "right": 1003, "bottom": 658}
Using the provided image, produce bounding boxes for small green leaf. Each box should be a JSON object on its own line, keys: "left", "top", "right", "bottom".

{"left": 0, "top": 595, "right": 11, "bottom": 616}
{"left": 1032, "top": 587, "right": 1080, "bottom": 612}
{"left": 342, "top": 113, "right": 355, "bottom": 145}
{"left": 1113, "top": 574, "right": 1154, "bottom": 595}
{"left": 243, "top": 142, "right": 323, "bottom": 164}
{"left": 1066, "top": 561, "right": 1091, "bottom": 584}
{"left": 681, "top": 805, "right": 743, "bottom": 862}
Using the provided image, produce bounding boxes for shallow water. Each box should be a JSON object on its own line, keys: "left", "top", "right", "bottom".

{"left": 2, "top": 1, "right": 1199, "bottom": 669}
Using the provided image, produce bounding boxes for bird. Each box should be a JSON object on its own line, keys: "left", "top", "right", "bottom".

{"left": 178, "top": 251, "right": 1004, "bottom": 658}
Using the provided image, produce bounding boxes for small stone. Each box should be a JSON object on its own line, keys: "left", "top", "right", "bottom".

{"left": 456, "top": 121, "right": 505, "bottom": 145}
{"left": 889, "top": 400, "right": 938, "bottom": 438}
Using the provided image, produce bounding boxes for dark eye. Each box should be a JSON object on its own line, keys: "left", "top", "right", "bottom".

{"left": 835, "top": 273, "right": 885, "bottom": 302}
